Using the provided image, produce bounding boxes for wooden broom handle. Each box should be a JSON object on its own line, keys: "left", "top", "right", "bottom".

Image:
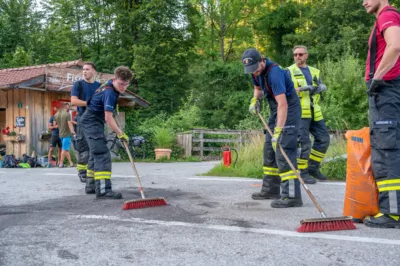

{"left": 257, "top": 112, "right": 327, "bottom": 217}
{"left": 122, "top": 138, "right": 146, "bottom": 199}
{"left": 113, "top": 112, "right": 146, "bottom": 199}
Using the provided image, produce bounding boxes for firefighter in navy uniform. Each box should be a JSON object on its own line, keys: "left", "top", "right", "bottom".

{"left": 362, "top": 0, "right": 400, "bottom": 228}
{"left": 80, "top": 66, "right": 132, "bottom": 199}
{"left": 287, "top": 45, "right": 330, "bottom": 184}
{"left": 70, "top": 62, "right": 101, "bottom": 193}
{"left": 242, "top": 48, "right": 303, "bottom": 208}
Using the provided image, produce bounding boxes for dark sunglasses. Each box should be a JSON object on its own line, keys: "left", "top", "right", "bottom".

{"left": 293, "top": 53, "right": 306, "bottom": 57}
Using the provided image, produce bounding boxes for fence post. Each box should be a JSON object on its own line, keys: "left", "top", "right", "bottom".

{"left": 238, "top": 131, "right": 242, "bottom": 151}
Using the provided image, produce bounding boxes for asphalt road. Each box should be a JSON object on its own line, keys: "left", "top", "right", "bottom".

{"left": 1, "top": 162, "right": 400, "bottom": 266}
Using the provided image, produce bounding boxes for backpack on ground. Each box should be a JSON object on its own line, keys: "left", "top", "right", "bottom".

{"left": 3, "top": 155, "right": 18, "bottom": 168}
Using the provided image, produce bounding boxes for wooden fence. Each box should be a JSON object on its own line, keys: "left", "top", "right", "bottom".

{"left": 176, "top": 129, "right": 262, "bottom": 161}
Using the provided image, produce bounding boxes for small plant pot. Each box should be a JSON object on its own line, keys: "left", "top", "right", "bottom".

{"left": 154, "top": 148, "right": 172, "bottom": 160}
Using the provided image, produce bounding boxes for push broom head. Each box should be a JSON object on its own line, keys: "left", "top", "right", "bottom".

{"left": 297, "top": 216, "right": 356, "bottom": 233}
{"left": 122, "top": 197, "right": 167, "bottom": 210}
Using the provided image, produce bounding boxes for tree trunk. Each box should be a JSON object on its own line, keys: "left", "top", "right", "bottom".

{"left": 75, "top": 7, "right": 83, "bottom": 59}
{"left": 219, "top": 6, "right": 226, "bottom": 62}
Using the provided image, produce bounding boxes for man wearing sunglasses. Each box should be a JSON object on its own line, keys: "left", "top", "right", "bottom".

{"left": 80, "top": 66, "right": 132, "bottom": 199}
{"left": 287, "top": 45, "right": 329, "bottom": 184}
{"left": 242, "top": 48, "right": 303, "bottom": 208}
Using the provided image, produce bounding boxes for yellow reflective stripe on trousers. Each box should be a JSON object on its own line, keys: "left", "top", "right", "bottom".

{"left": 87, "top": 170, "right": 95, "bottom": 178}
{"left": 297, "top": 158, "right": 308, "bottom": 170}
{"left": 280, "top": 170, "right": 297, "bottom": 181}
{"left": 263, "top": 166, "right": 279, "bottom": 176}
{"left": 94, "top": 171, "right": 111, "bottom": 180}
{"left": 309, "top": 149, "right": 325, "bottom": 162}
{"left": 77, "top": 164, "right": 88, "bottom": 171}
{"left": 377, "top": 179, "right": 400, "bottom": 192}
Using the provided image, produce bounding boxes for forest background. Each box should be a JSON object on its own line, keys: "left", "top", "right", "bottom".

{"left": 1, "top": 0, "right": 398, "bottom": 166}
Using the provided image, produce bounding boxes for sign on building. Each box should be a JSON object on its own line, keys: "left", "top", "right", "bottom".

{"left": 16, "top": 116, "right": 25, "bottom": 127}
{"left": 45, "top": 66, "right": 114, "bottom": 91}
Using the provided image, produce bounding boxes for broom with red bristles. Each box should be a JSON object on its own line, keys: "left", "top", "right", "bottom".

{"left": 121, "top": 141, "right": 167, "bottom": 210}
{"left": 257, "top": 112, "right": 356, "bottom": 233}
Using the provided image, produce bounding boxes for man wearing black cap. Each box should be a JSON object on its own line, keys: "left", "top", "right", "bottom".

{"left": 242, "top": 48, "right": 303, "bottom": 208}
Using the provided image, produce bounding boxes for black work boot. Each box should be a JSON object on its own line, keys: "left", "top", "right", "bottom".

{"left": 252, "top": 175, "right": 280, "bottom": 200}
{"left": 78, "top": 170, "right": 87, "bottom": 183}
{"left": 271, "top": 197, "right": 303, "bottom": 208}
{"left": 85, "top": 177, "right": 95, "bottom": 194}
{"left": 95, "top": 179, "right": 122, "bottom": 199}
{"left": 364, "top": 213, "right": 400, "bottom": 228}
{"left": 300, "top": 170, "right": 316, "bottom": 184}
{"left": 309, "top": 169, "right": 327, "bottom": 181}
{"left": 96, "top": 191, "right": 123, "bottom": 199}
{"left": 251, "top": 191, "right": 280, "bottom": 200}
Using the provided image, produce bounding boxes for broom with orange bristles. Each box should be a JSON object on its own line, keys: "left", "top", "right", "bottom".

{"left": 257, "top": 112, "right": 356, "bottom": 233}
{"left": 121, "top": 140, "right": 167, "bottom": 210}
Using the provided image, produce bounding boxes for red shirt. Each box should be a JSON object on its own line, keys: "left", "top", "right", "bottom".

{"left": 365, "top": 6, "right": 400, "bottom": 81}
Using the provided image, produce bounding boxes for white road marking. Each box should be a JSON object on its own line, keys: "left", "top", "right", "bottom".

{"left": 189, "top": 177, "right": 346, "bottom": 185}
{"left": 189, "top": 177, "right": 260, "bottom": 182}
{"left": 45, "top": 173, "right": 345, "bottom": 185}
{"left": 320, "top": 182, "right": 346, "bottom": 186}
{"left": 44, "top": 173, "right": 133, "bottom": 178}
{"left": 77, "top": 214, "right": 400, "bottom": 246}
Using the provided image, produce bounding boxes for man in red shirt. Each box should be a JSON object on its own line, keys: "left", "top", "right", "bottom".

{"left": 363, "top": 0, "right": 400, "bottom": 228}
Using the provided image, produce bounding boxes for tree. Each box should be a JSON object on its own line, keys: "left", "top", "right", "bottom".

{"left": 132, "top": 0, "right": 199, "bottom": 118}
{"left": 0, "top": 0, "right": 41, "bottom": 67}
{"left": 195, "top": 0, "right": 263, "bottom": 62}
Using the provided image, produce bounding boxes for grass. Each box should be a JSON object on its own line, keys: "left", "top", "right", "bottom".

{"left": 204, "top": 133, "right": 348, "bottom": 181}
{"left": 112, "top": 156, "right": 202, "bottom": 163}
{"left": 320, "top": 134, "right": 347, "bottom": 180}
{"left": 203, "top": 133, "right": 264, "bottom": 179}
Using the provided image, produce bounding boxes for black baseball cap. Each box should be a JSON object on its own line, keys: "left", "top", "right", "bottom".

{"left": 241, "top": 48, "right": 261, "bottom": 73}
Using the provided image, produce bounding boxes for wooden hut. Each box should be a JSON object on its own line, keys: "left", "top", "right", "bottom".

{"left": 0, "top": 60, "right": 149, "bottom": 158}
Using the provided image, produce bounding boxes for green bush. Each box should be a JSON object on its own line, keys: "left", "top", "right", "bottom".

{"left": 319, "top": 51, "right": 369, "bottom": 130}
{"left": 321, "top": 158, "right": 347, "bottom": 181}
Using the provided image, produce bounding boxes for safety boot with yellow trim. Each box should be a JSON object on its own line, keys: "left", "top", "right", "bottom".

{"left": 364, "top": 213, "right": 400, "bottom": 229}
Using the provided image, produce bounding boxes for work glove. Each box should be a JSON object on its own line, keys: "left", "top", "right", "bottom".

{"left": 367, "top": 79, "right": 390, "bottom": 96}
{"left": 310, "top": 84, "right": 327, "bottom": 95}
{"left": 249, "top": 97, "right": 261, "bottom": 115}
{"left": 117, "top": 132, "right": 129, "bottom": 143}
{"left": 271, "top": 127, "right": 282, "bottom": 152}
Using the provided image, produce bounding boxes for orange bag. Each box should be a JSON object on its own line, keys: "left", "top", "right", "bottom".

{"left": 343, "top": 127, "right": 379, "bottom": 222}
